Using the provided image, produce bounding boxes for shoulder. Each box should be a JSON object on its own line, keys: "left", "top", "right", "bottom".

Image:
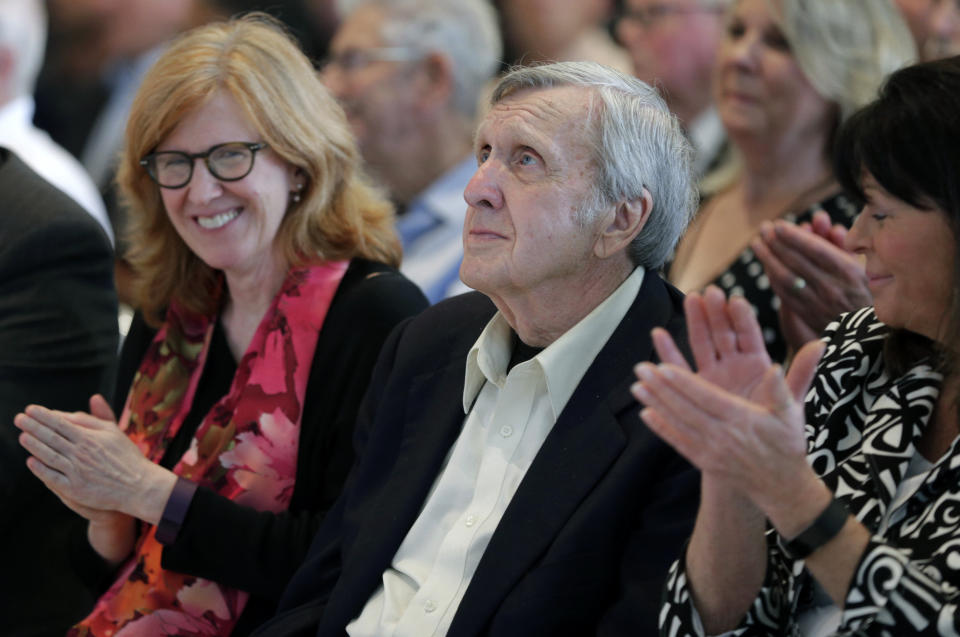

{"left": 388, "top": 291, "right": 497, "bottom": 362}
{"left": 0, "top": 150, "right": 111, "bottom": 267}
{"left": 326, "top": 259, "right": 429, "bottom": 330}
{"left": 820, "top": 306, "right": 888, "bottom": 367}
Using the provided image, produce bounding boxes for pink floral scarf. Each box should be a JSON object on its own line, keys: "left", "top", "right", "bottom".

{"left": 71, "top": 261, "right": 348, "bottom": 636}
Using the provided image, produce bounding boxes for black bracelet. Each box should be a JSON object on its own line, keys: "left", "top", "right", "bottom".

{"left": 780, "top": 498, "right": 848, "bottom": 560}
{"left": 156, "top": 477, "right": 199, "bottom": 545}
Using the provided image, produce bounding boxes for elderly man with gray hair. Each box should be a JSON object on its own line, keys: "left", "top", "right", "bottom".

{"left": 254, "top": 60, "right": 700, "bottom": 637}
{"left": 323, "top": 0, "right": 501, "bottom": 302}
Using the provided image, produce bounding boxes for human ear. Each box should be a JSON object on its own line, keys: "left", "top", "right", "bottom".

{"left": 593, "top": 188, "right": 653, "bottom": 259}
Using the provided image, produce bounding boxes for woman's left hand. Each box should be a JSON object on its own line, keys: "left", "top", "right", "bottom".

{"left": 14, "top": 394, "right": 176, "bottom": 525}
{"left": 635, "top": 338, "right": 826, "bottom": 518}
{"left": 752, "top": 212, "right": 871, "bottom": 351}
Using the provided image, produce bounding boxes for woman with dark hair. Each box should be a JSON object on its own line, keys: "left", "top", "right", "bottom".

{"left": 14, "top": 15, "right": 427, "bottom": 636}
{"left": 639, "top": 55, "right": 960, "bottom": 636}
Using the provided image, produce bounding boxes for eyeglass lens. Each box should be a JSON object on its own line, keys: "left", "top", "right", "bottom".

{"left": 147, "top": 143, "right": 259, "bottom": 188}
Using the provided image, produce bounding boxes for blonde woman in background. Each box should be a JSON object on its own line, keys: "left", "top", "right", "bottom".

{"left": 667, "top": 0, "right": 915, "bottom": 362}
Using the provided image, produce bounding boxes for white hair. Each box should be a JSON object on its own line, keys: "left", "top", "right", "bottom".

{"left": 0, "top": 0, "right": 46, "bottom": 98}
{"left": 492, "top": 61, "right": 697, "bottom": 269}
{"left": 337, "top": 0, "right": 502, "bottom": 118}
{"left": 772, "top": 0, "right": 916, "bottom": 121}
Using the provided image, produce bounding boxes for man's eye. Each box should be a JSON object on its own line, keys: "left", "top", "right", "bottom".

{"left": 477, "top": 150, "right": 490, "bottom": 164}
{"left": 518, "top": 154, "right": 537, "bottom": 166}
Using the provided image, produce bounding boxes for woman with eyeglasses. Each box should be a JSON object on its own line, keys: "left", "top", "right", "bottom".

{"left": 14, "top": 14, "right": 427, "bottom": 636}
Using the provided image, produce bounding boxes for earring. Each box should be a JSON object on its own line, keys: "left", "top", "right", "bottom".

{"left": 291, "top": 183, "right": 304, "bottom": 204}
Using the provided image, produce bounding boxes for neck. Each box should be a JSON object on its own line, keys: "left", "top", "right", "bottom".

{"left": 377, "top": 114, "right": 474, "bottom": 207}
{"left": 489, "top": 259, "right": 634, "bottom": 348}
{"left": 221, "top": 253, "right": 289, "bottom": 351}
{"left": 735, "top": 133, "right": 834, "bottom": 214}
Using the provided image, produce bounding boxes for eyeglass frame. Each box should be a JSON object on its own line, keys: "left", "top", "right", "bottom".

{"left": 320, "top": 46, "right": 424, "bottom": 73}
{"left": 139, "top": 141, "right": 269, "bottom": 189}
{"left": 616, "top": 3, "right": 725, "bottom": 28}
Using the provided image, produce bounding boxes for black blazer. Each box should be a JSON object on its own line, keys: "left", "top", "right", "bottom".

{"left": 0, "top": 148, "right": 118, "bottom": 636}
{"left": 256, "top": 271, "right": 700, "bottom": 636}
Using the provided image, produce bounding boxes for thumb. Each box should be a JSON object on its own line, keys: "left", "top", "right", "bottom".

{"left": 89, "top": 394, "right": 117, "bottom": 424}
{"left": 785, "top": 340, "right": 825, "bottom": 404}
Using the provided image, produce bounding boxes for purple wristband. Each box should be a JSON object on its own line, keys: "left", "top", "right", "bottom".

{"left": 156, "top": 477, "right": 199, "bottom": 545}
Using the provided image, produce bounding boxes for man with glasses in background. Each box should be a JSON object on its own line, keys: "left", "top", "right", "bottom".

{"left": 322, "top": 0, "right": 501, "bottom": 303}
{"left": 616, "top": 0, "right": 730, "bottom": 178}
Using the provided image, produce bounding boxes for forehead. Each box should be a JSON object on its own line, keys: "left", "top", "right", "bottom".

{"left": 160, "top": 91, "right": 257, "bottom": 150}
{"left": 478, "top": 85, "right": 594, "bottom": 151}
{"left": 331, "top": 5, "right": 385, "bottom": 50}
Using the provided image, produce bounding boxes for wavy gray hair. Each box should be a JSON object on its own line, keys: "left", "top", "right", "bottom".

{"left": 492, "top": 61, "right": 697, "bottom": 270}
{"left": 773, "top": 0, "right": 916, "bottom": 121}
{"left": 337, "top": 0, "right": 501, "bottom": 118}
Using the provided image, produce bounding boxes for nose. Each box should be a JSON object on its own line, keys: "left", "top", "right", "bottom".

{"left": 724, "top": 31, "right": 759, "bottom": 70}
{"left": 463, "top": 158, "right": 504, "bottom": 211}
{"left": 844, "top": 208, "right": 870, "bottom": 253}
{"left": 185, "top": 159, "right": 223, "bottom": 205}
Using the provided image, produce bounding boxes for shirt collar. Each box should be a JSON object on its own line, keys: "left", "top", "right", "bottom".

{"left": 463, "top": 266, "right": 646, "bottom": 418}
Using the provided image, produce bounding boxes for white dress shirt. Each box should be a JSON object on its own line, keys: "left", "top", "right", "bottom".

{"left": 347, "top": 267, "right": 646, "bottom": 637}
{"left": 0, "top": 96, "right": 113, "bottom": 243}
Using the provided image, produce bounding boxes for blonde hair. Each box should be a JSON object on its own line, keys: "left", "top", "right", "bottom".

{"left": 773, "top": 0, "right": 916, "bottom": 121}
{"left": 117, "top": 13, "right": 400, "bottom": 323}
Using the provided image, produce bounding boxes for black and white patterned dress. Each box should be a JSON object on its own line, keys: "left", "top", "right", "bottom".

{"left": 706, "top": 192, "right": 859, "bottom": 363}
{"left": 660, "top": 306, "right": 960, "bottom": 637}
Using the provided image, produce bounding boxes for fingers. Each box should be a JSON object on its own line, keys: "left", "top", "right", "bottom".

{"left": 89, "top": 394, "right": 117, "bottom": 423}
{"left": 650, "top": 327, "right": 691, "bottom": 371}
{"left": 727, "top": 295, "right": 768, "bottom": 358}
{"left": 785, "top": 340, "right": 826, "bottom": 403}
{"left": 18, "top": 405, "right": 79, "bottom": 443}
{"left": 684, "top": 291, "right": 718, "bottom": 368}
{"left": 703, "top": 285, "right": 738, "bottom": 357}
{"left": 17, "top": 424, "right": 73, "bottom": 476}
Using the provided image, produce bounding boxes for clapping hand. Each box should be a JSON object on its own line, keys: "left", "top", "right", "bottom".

{"left": 751, "top": 211, "right": 870, "bottom": 351}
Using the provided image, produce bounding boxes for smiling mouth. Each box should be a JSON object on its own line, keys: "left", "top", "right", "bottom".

{"left": 196, "top": 208, "right": 240, "bottom": 229}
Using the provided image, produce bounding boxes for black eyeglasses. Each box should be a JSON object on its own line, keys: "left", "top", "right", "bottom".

{"left": 140, "top": 141, "right": 269, "bottom": 189}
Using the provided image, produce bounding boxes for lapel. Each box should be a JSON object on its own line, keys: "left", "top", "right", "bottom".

{"left": 329, "top": 310, "right": 486, "bottom": 628}
{"left": 447, "top": 273, "right": 679, "bottom": 636}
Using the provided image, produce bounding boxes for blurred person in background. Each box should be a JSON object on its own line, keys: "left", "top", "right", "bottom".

{"left": 615, "top": 0, "right": 731, "bottom": 178}
{"left": 0, "top": 147, "right": 117, "bottom": 636}
{"left": 895, "top": 0, "right": 960, "bottom": 60}
{"left": 666, "top": 0, "right": 914, "bottom": 363}
{"left": 16, "top": 15, "right": 426, "bottom": 635}
{"left": 36, "top": 0, "right": 225, "bottom": 308}
{"left": 323, "top": 0, "right": 501, "bottom": 303}
{"left": 0, "top": 0, "right": 111, "bottom": 242}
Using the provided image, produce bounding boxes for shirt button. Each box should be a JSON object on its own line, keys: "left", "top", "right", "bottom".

{"left": 499, "top": 425, "right": 513, "bottom": 438}
{"left": 465, "top": 514, "right": 476, "bottom": 527}
{"left": 424, "top": 600, "right": 437, "bottom": 613}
